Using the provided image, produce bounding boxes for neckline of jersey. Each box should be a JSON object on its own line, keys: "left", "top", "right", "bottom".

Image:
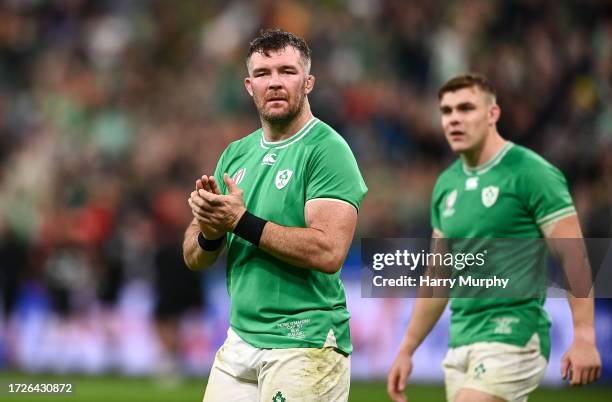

{"left": 462, "top": 141, "right": 514, "bottom": 176}
{"left": 259, "top": 117, "right": 319, "bottom": 149}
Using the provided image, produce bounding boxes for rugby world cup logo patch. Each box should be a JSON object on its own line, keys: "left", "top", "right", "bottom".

{"left": 233, "top": 168, "right": 246, "bottom": 185}
{"left": 481, "top": 186, "right": 499, "bottom": 207}
{"left": 443, "top": 189, "right": 457, "bottom": 217}
{"left": 275, "top": 169, "right": 293, "bottom": 189}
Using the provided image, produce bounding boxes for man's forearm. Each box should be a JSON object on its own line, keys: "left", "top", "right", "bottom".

{"left": 398, "top": 298, "right": 448, "bottom": 356}
{"left": 567, "top": 294, "right": 596, "bottom": 341}
{"left": 183, "top": 220, "right": 224, "bottom": 270}
{"left": 258, "top": 222, "right": 351, "bottom": 274}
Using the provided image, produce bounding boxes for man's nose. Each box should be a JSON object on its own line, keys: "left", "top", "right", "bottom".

{"left": 448, "top": 111, "right": 461, "bottom": 125}
{"left": 267, "top": 72, "right": 283, "bottom": 90}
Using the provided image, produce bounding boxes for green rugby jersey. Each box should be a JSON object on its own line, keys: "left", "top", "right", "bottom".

{"left": 431, "top": 142, "right": 576, "bottom": 358}
{"left": 213, "top": 117, "right": 367, "bottom": 354}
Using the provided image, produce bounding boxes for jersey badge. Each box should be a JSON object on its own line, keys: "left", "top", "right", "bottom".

{"left": 262, "top": 152, "right": 277, "bottom": 166}
{"left": 465, "top": 177, "right": 479, "bottom": 191}
{"left": 481, "top": 186, "right": 499, "bottom": 207}
{"left": 442, "top": 189, "right": 457, "bottom": 217}
{"left": 275, "top": 169, "right": 293, "bottom": 189}
{"left": 233, "top": 168, "right": 246, "bottom": 185}
{"left": 272, "top": 391, "right": 286, "bottom": 402}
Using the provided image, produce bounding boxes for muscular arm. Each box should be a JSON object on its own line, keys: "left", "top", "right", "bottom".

{"left": 258, "top": 199, "right": 357, "bottom": 274}
{"left": 182, "top": 218, "right": 225, "bottom": 270}
{"left": 194, "top": 174, "right": 358, "bottom": 275}
{"left": 544, "top": 215, "right": 601, "bottom": 385}
{"left": 387, "top": 231, "right": 448, "bottom": 402}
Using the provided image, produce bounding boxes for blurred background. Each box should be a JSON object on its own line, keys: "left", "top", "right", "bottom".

{"left": 0, "top": 0, "right": 611, "bottom": 400}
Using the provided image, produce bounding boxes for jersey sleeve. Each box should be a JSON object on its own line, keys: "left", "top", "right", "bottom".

{"left": 305, "top": 136, "right": 367, "bottom": 210}
{"left": 520, "top": 161, "right": 576, "bottom": 229}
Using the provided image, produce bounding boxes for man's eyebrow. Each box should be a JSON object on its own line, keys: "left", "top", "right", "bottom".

{"left": 252, "top": 67, "right": 270, "bottom": 73}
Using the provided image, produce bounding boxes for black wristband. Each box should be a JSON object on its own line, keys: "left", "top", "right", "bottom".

{"left": 197, "top": 232, "right": 224, "bottom": 251}
{"left": 233, "top": 211, "right": 268, "bottom": 246}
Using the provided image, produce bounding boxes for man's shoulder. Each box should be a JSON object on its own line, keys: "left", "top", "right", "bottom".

{"left": 305, "top": 119, "right": 353, "bottom": 151}
{"left": 504, "top": 143, "right": 558, "bottom": 173}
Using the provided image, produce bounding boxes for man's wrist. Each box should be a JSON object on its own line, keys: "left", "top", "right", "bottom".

{"left": 398, "top": 341, "right": 416, "bottom": 357}
{"left": 573, "top": 325, "right": 596, "bottom": 343}
{"left": 197, "top": 232, "right": 224, "bottom": 251}
{"left": 232, "top": 210, "right": 268, "bottom": 246}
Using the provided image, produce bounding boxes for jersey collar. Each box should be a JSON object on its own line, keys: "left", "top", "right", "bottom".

{"left": 259, "top": 117, "right": 319, "bottom": 150}
{"left": 462, "top": 141, "right": 514, "bottom": 176}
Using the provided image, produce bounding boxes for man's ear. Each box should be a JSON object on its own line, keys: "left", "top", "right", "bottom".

{"left": 304, "top": 74, "right": 315, "bottom": 95}
{"left": 244, "top": 77, "right": 254, "bottom": 97}
{"left": 489, "top": 103, "right": 501, "bottom": 125}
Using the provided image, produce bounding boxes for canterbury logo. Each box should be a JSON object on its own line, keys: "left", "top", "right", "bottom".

{"left": 262, "top": 153, "right": 277, "bottom": 165}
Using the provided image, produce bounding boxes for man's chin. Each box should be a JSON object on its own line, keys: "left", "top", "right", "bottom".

{"left": 261, "top": 108, "right": 296, "bottom": 123}
{"left": 448, "top": 141, "right": 473, "bottom": 154}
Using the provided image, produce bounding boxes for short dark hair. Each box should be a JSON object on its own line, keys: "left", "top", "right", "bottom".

{"left": 246, "top": 28, "right": 311, "bottom": 72}
{"left": 438, "top": 73, "right": 497, "bottom": 100}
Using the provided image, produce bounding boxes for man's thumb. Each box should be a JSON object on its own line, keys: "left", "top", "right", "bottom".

{"left": 561, "top": 355, "right": 570, "bottom": 379}
{"left": 224, "top": 173, "right": 239, "bottom": 193}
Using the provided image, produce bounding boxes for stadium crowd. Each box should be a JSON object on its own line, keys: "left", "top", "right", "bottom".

{"left": 0, "top": 0, "right": 610, "bottom": 373}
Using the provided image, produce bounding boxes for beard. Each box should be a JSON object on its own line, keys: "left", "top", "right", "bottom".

{"left": 256, "top": 89, "right": 306, "bottom": 124}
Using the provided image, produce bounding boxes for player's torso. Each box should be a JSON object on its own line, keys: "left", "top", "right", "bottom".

{"left": 223, "top": 138, "right": 309, "bottom": 227}
{"left": 216, "top": 119, "right": 354, "bottom": 353}
{"left": 435, "top": 144, "right": 551, "bottom": 352}
{"left": 435, "top": 145, "right": 540, "bottom": 239}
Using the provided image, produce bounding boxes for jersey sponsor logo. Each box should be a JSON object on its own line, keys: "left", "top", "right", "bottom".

{"left": 275, "top": 169, "right": 293, "bottom": 189}
{"left": 233, "top": 168, "right": 246, "bottom": 185}
{"left": 465, "top": 176, "right": 479, "bottom": 190}
{"left": 481, "top": 186, "right": 499, "bottom": 207}
{"left": 443, "top": 189, "right": 457, "bottom": 217}
{"left": 491, "top": 317, "right": 520, "bottom": 334}
{"left": 262, "top": 152, "right": 277, "bottom": 165}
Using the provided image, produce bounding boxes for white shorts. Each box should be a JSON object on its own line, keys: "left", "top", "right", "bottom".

{"left": 442, "top": 334, "right": 547, "bottom": 402}
{"left": 203, "top": 328, "right": 350, "bottom": 402}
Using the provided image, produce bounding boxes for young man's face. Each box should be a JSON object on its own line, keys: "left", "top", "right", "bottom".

{"left": 245, "top": 46, "right": 314, "bottom": 123}
{"left": 439, "top": 86, "right": 499, "bottom": 154}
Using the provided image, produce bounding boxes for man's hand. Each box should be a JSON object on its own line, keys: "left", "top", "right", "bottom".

{"left": 189, "top": 173, "right": 246, "bottom": 234}
{"left": 188, "top": 175, "right": 225, "bottom": 239}
{"left": 387, "top": 351, "right": 413, "bottom": 402}
{"left": 561, "top": 330, "right": 602, "bottom": 386}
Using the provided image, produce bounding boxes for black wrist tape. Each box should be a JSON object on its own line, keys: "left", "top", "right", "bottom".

{"left": 197, "top": 232, "right": 224, "bottom": 251}
{"left": 233, "top": 211, "right": 267, "bottom": 246}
